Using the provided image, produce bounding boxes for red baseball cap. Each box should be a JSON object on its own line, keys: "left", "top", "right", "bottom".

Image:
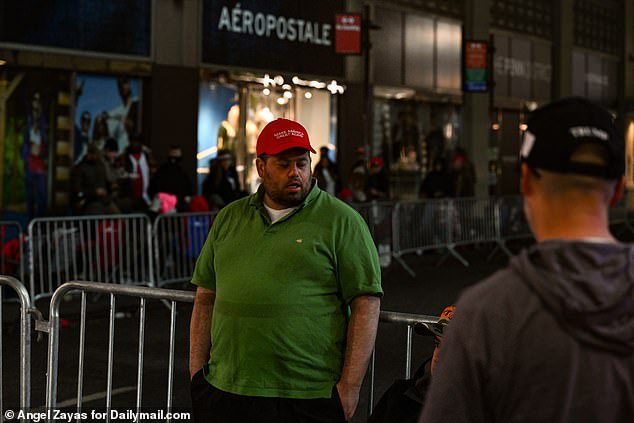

{"left": 256, "top": 118, "right": 316, "bottom": 156}
{"left": 369, "top": 156, "right": 384, "bottom": 168}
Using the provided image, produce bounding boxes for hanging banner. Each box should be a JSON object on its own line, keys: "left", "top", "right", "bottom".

{"left": 463, "top": 40, "right": 489, "bottom": 92}
{"left": 335, "top": 14, "right": 362, "bottom": 54}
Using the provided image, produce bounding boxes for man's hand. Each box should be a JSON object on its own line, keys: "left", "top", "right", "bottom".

{"left": 336, "top": 381, "right": 360, "bottom": 421}
{"left": 189, "top": 287, "right": 216, "bottom": 379}
{"left": 336, "top": 295, "right": 381, "bottom": 421}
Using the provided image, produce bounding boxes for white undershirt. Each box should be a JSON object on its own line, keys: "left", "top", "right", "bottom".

{"left": 264, "top": 204, "right": 297, "bottom": 223}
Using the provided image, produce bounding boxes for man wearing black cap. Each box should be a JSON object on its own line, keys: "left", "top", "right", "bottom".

{"left": 420, "top": 97, "right": 634, "bottom": 423}
{"left": 190, "top": 118, "right": 382, "bottom": 422}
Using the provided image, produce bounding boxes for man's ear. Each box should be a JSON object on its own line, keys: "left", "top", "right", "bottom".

{"left": 255, "top": 157, "right": 265, "bottom": 178}
{"left": 520, "top": 163, "right": 533, "bottom": 196}
{"left": 609, "top": 175, "right": 626, "bottom": 206}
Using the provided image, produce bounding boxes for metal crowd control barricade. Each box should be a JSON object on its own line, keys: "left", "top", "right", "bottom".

{"left": 0, "top": 276, "right": 38, "bottom": 413}
{"left": 152, "top": 211, "right": 217, "bottom": 288}
{"left": 28, "top": 214, "right": 154, "bottom": 301}
{"left": 488, "top": 195, "right": 533, "bottom": 260}
{"left": 351, "top": 201, "right": 395, "bottom": 268}
{"left": 443, "top": 197, "right": 499, "bottom": 264}
{"left": 392, "top": 199, "right": 457, "bottom": 277}
{"left": 367, "top": 310, "right": 438, "bottom": 415}
{"left": 0, "top": 221, "right": 25, "bottom": 285}
{"left": 43, "top": 281, "right": 195, "bottom": 414}
{"left": 493, "top": 196, "right": 532, "bottom": 241}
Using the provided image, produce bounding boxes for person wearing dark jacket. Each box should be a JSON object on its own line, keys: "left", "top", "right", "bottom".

{"left": 420, "top": 98, "right": 634, "bottom": 423}
{"left": 70, "top": 143, "right": 112, "bottom": 215}
{"left": 313, "top": 146, "right": 341, "bottom": 196}
{"left": 148, "top": 146, "right": 193, "bottom": 212}
{"left": 368, "top": 306, "right": 454, "bottom": 423}
{"left": 420, "top": 159, "right": 450, "bottom": 199}
{"left": 202, "top": 149, "right": 242, "bottom": 209}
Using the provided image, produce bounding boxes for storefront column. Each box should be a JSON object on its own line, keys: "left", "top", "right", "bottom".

{"left": 339, "top": 0, "right": 367, "bottom": 187}
{"left": 463, "top": 0, "right": 490, "bottom": 197}
{"left": 149, "top": 65, "right": 199, "bottom": 186}
{"left": 625, "top": 0, "right": 634, "bottom": 101}
{"left": 624, "top": 0, "right": 634, "bottom": 193}
{"left": 553, "top": 0, "right": 574, "bottom": 99}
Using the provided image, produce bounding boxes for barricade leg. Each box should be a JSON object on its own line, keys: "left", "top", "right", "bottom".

{"left": 0, "top": 276, "right": 34, "bottom": 412}
{"left": 393, "top": 254, "right": 417, "bottom": 278}
{"left": 487, "top": 241, "right": 513, "bottom": 261}
{"left": 436, "top": 246, "right": 469, "bottom": 267}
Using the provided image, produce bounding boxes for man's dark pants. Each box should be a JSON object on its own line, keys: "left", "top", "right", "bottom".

{"left": 191, "top": 369, "right": 347, "bottom": 423}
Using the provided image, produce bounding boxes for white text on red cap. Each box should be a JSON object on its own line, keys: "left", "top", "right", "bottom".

{"left": 273, "top": 129, "right": 305, "bottom": 139}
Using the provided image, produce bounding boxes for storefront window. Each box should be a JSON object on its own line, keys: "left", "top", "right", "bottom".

{"left": 372, "top": 98, "right": 460, "bottom": 200}
{"left": 197, "top": 82, "right": 239, "bottom": 192}
{"left": 197, "top": 80, "right": 336, "bottom": 198}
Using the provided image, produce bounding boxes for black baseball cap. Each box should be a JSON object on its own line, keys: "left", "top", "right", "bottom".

{"left": 520, "top": 97, "right": 624, "bottom": 179}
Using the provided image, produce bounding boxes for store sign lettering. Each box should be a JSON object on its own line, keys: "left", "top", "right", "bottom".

{"left": 217, "top": 5, "right": 332, "bottom": 46}
{"left": 494, "top": 56, "right": 551, "bottom": 82}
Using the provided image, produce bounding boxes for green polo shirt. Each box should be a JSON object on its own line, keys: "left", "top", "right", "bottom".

{"left": 192, "top": 182, "right": 382, "bottom": 399}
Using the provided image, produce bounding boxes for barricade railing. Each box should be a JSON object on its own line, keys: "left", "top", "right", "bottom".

{"left": 1, "top": 221, "right": 25, "bottom": 285}
{"left": 447, "top": 197, "right": 498, "bottom": 247}
{"left": 494, "top": 196, "right": 532, "bottom": 243}
{"left": 367, "top": 310, "right": 438, "bottom": 415}
{"left": 392, "top": 199, "right": 471, "bottom": 276}
{"left": 152, "top": 212, "right": 217, "bottom": 287}
{"left": 0, "top": 276, "right": 39, "bottom": 413}
{"left": 42, "top": 281, "right": 195, "bottom": 412}
{"left": 28, "top": 214, "right": 154, "bottom": 301}
{"left": 351, "top": 202, "right": 395, "bottom": 267}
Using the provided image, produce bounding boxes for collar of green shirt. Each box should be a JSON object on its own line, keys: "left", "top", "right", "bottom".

{"left": 249, "top": 178, "right": 320, "bottom": 223}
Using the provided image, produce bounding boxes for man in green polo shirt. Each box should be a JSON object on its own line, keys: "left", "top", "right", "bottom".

{"left": 189, "top": 118, "right": 382, "bottom": 423}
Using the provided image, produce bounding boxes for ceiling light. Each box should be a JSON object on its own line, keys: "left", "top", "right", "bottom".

{"left": 327, "top": 80, "right": 344, "bottom": 94}
{"left": 260, "top": 74, "right": 273, "bottom": 87}
{"left": 304, "top": 92, "right": 313, "bottom": 99}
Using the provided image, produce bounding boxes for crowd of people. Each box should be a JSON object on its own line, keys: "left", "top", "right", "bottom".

{"left": 70, "top": 139, "right": 247, "bottom": 217}
{"left": 69, "top": 127, "right": 479, "bottom": 218}
{"left": 312, "top": 144, "right": 477, "bottom": 204}
{"left": 70, "top": 134, "right": 165, "bottom": 215}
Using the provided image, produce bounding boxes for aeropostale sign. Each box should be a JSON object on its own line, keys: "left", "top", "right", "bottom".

{"left": 203, "top": 0, "right": 344, "bottom": 77}
{"left": 217, "top": 5, "right": 332, "bottom": 46}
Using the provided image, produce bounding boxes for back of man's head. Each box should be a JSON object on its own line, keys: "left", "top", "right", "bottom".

{"left": 520, "top": 97, "right": 624, "bottom": 199}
